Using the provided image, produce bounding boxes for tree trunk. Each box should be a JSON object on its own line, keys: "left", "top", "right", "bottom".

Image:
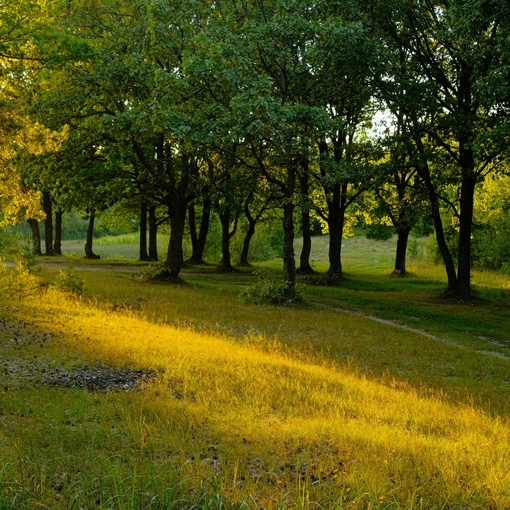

{"left": 148, "top": 205, "right": 158, "bottom": 261}
{"left": 282, "top": 199, "right": 296, "bottom": 298}
{"left": 42, "top": 191, "right": 54, "bottom": 256}
{"left": 326, "top": 183, "right": 347, "bottom": 277}
{"left": 139, "top": 200, "right": 150, "bottom": 261}
{"left": 196, "top": 196, "right": 211, "bottom": 264}
{"left": 84, "top": 213, "right": 100, "bottom": 259}
{"left": 240, "top": 208, "right": 256, "bottom": 266}
{"left": 27, "top": 219, "right": 42, "bottom": 256}
{"left": 53, "top": 210, "right": 63, "bottom": 255}
{"left": 188, "top": 203, "right": 198, "bottom": 262}
{"left": 456, "top": 159, "right": 476, "bottom": 298}
{"left": 164, "top": 203, "right": 186, "bottom": 279}
{"left": 298, "top": 169, "right": 313, "bottom": 274}
{"left": 453, "top": 62, "right": 476, "bottom": 298}
{"left": 219, "top": 211, "right": 231, "bottom": 271}
{"left": 416, "top": 159, "right": 458, "bottom": 293}
{"left": 282, "top": 167, "right": 297, "bottom": 298}
{"left": 218, "top": 209, "right": 237, "bottom": 272}
{"left": 327, "top": 215, "right": 344, "bottom": 276}
{"left": 162, "top": 153, "right": 194, "bottom": 279}
{"left": 318, "top": 140, "right": 347, "bottom": 279}
{"left": 393, "top": 224, "right": 411, "bottom": 275}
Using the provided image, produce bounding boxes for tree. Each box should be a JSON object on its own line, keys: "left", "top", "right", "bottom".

{"left": 236, "top": 0, "right": 328, "bottom": 297}
{"left": 310, "top": 9, "right": 380, "bottom": 278}
{"left": 365, "top": 110, "right": 430, "bottom": 275}
{"left": 0, "top": 0, "right": 64, "bottom": 228}
{"left": 36, "top": 0, "right": 211, "bottom": 277}
{"left": 375, "top": 0, "right": 510, "bottom": 297}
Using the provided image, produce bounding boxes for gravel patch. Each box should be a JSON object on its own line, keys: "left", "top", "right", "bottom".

{"left": 41, "top": 364, "right": 157, "bottom": 392}
{"left": 1, "top": 313, "right": 157, "bottom": 392}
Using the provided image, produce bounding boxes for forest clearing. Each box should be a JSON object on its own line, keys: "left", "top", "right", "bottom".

{"left": 1, "top": 234, "right": 509, "bottom": 509}
{"left": 2, "top": 0, "right": 510, "bottom": 507}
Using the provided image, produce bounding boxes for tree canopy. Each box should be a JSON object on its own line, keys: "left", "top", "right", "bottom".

{"left": 1, "top": 0, "right": 509, "bottom": 297}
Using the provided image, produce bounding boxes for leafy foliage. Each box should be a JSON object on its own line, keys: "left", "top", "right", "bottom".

{"left": 241, "top": 270, "right": 304, "bottom": 305}
{"left": 134, "top": 261, "right": 172, "bottom": 281}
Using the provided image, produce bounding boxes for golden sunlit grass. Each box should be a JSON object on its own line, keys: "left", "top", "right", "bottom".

{"left": 1, "top": 283, "right": 509, "bottom": 509}
{"left": 2, "top": 234, "right": 510, "bottom": 508}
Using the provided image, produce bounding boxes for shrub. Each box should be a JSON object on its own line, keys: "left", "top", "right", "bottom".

{"left": 0, "top": 260, "right": 40, "bottom": 301}
{"left": 54, "top": 266, "right": 85, "bottom": 295}
{"left": 134, "top": 261, "right": 170, "bottom": 281}
{"left": 0, "top": 227, "right": 23, "bottom": 254}
{"left": 241, "top": 271, "right": 304, "bottom": 305}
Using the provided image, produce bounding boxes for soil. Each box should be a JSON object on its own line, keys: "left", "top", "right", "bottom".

{"left": 0, "top": 313, "right": 157, "bottom": 392}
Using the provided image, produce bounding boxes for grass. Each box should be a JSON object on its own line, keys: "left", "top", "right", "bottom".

{"left": 1, "top": 234, "right": 510, "bottom": 508}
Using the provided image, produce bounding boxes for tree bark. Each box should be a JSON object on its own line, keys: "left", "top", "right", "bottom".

{"left": 417, "top": 160, "right": 458, "bottom": 293}
{"left": 318, "top": 140, "right": 348, "bottom": 278}
{"left": 164, "top": 202, "right": 186, "bottom": 278}
{"left": 326, "top": 182, "right": 347, "bottom": 277}
{"left": 84, "top": 213, "right": 100, "bottom": 259}
{"left": 53, "top": 210, "right": 63, "bottom": 255}
{"left": 298, "top": 169, "right": 313, "bottom": 274}
{"left": 196, "top": 196, "right": 211, "bottom": 264}
{"left": 218, "top": 209, "right": 237, "bottom": 271}
{"left": 148, "top": 205, "right": 158, "bottom": 261}
{"left": 393, "top": 224, "right": 411, "bottom": 275}
{"left": 188, "top": 203, "right": 198, "bottom": 262}
{"left": 27, "top": 219, "right": 42, "bottom": 256}
{"left": 139, "top": 200, "right": 150, "bottom": 261}
{"left": 42, "top": 191, "right": 54, "bottom": 256}
{"left": 456, "top": 141, "right": 476, "bottom": 298}
{"left": 282, "top": 199, "right": 296, "bottom": 298}
{"left": 162, "top": 154, "right": 193, "bottom": 279}
{"left": 240, "top": 206, "right": 256, "bottom": 266}
{"left": 282, "top": 167, "right": 297, "bottom": 298}
{"left": 219, "top": 211, "right": 232, "bottom": 270}
{"left": 188, "top": 197, "right": 211, "bottom": 264}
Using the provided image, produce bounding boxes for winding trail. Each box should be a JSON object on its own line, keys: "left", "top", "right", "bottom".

{"left": 3, "top": 259, "right": 508, "bottom": 360}
{"left": 313, "top": 301, "right": 510, "bottom": 360}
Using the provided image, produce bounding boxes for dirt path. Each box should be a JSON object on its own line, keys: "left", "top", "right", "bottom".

{"left": 3, "top": 259, "right": 508, "bottom": 360}
{"left": 2, "top": 259, "right": 138, "bottom": 273}
{"left": 313, "top": 301, "right": 510, "bottom": 360}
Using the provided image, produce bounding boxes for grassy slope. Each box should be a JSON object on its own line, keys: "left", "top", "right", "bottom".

{"left": 1, "top": 235, "right": 510, "bottom": 509}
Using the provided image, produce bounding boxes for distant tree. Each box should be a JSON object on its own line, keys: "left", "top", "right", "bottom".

{"left": 366, "top": 110, "right": 430, "bottom": 275}
{"left": 310, "top": 8, "right": 380, "bottom": 278}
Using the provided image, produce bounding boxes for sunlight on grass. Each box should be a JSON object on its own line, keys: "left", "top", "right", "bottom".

{"left": 2, "top": 288, "right": 508, "bottom": 509}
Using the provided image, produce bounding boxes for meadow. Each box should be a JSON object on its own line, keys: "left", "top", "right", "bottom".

{"left": 1, "top": 234, "right": 509, "bottom": 509}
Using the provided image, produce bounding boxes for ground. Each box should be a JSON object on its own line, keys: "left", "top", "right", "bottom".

{"left": 1, "top": 314, "right": 156, "bottom": 392}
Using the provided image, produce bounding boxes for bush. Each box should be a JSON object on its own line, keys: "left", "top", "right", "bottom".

{"left": 241, "top": 271, "right": 304, "bottom": 305}
{"left": 54, "top": 266, "right": 85, "bottom": 295}
{"left": 501, "top": 261, "right": 510, "bottom": 276}
{"left": 0, "top": 260, "right": 40, "bottom": 302}
{"left": 0, "top": 227, "right": 24, "bottom": 254}
{"left": 134, "top": 261, "right": 170, "bottom": 281}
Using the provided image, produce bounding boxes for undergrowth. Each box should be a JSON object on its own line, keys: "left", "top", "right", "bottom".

{"left": 241, "top": 270, "right": 305, "bottom": 305}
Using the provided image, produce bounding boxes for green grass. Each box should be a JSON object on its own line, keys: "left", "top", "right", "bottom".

{"left": 1, "top": 234, "right": 510, "bottom": 509}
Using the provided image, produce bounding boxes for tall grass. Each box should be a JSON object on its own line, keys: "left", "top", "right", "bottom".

{"left": 2, "top": 233, "right": 510, "bottom": 508}
{"left": 1, "top": 281, "right": 509, "bottom": 508}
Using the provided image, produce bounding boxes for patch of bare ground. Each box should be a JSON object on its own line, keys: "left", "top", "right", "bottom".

{"left": 0, "top": 312, "right": 157, "bottom": 392}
